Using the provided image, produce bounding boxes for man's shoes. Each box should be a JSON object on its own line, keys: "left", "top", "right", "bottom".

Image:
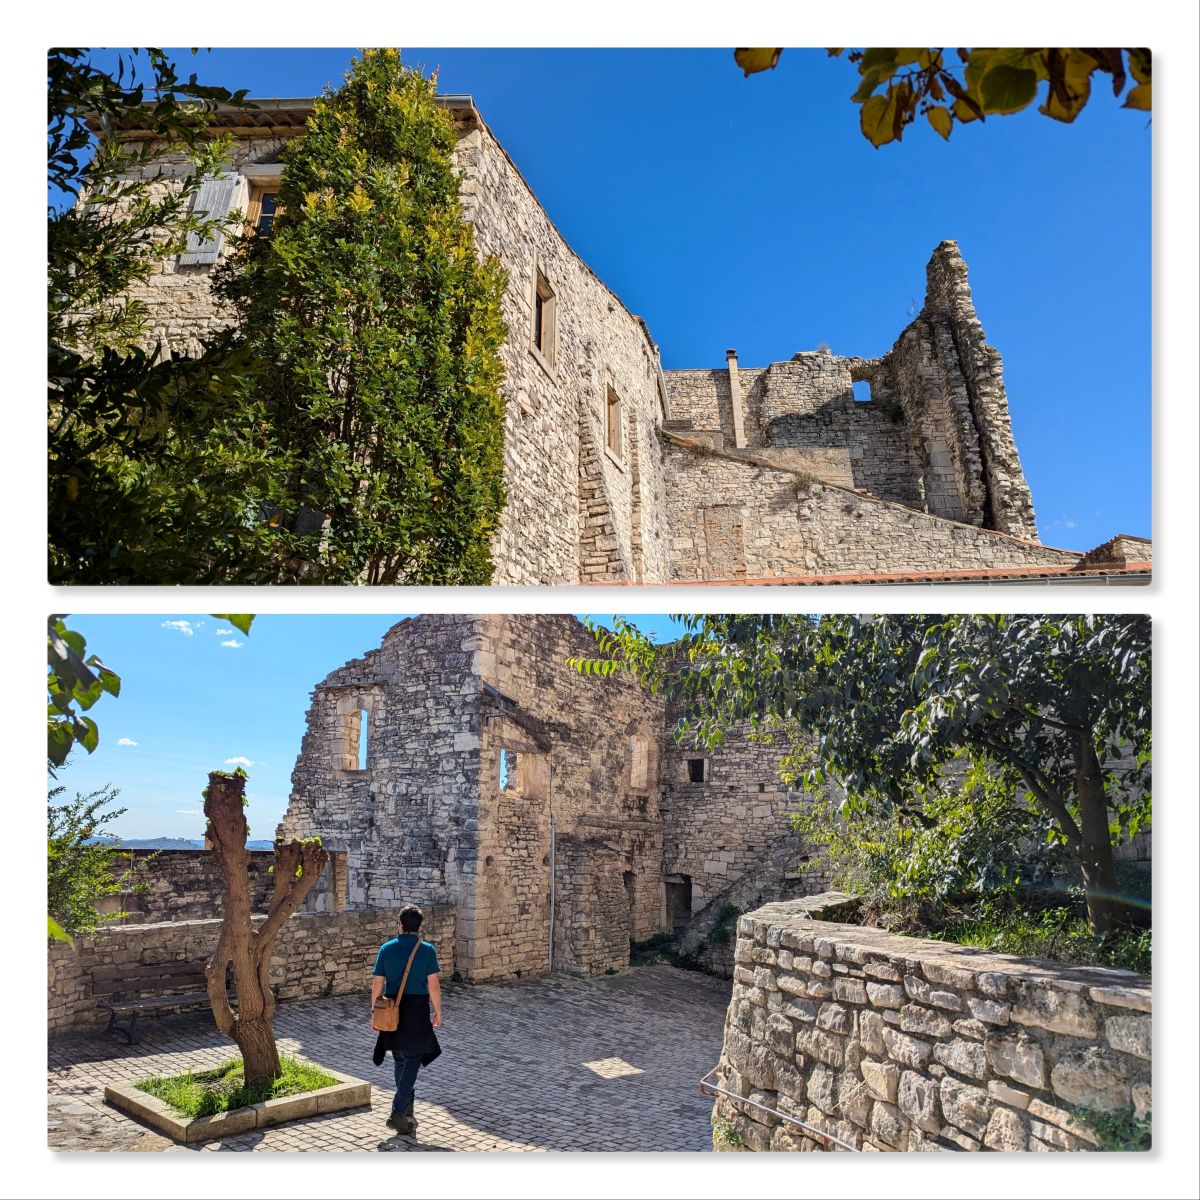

{"left": 385, "top": 1113, "right": 415, "bottom": 1136}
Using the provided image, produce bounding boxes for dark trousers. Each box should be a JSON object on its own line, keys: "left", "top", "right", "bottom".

{"left": 392, "top": 1051, "right": 423, "bottom": 1116}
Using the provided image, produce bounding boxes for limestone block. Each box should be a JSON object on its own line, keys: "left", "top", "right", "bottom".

{"left": 859, "top": 1010, "right": 886, "bottom": 1056}
{"left": 939, "top": 1076, "right": 993, "bottom": 1140}
{"left": 807, "top": 1064, "right": 837, "bottom": 1114}
{"left": 1010, "top": 982, "right": 1099, "bottom": 1038}
{"left": 898, "top": 1070, "right": 942, "bottom": 1134}
{"left": 866, "top": 982, "right": 905, "bottom": 1008}
{"left": 795, "top": 1025, "right": 845, "bottom": 1069}
{"left": 1105, "top": 1013, "right": 1151, "bottom": 1060}
{"left": 860, "top": 1059, "right": 900, "bottom": 1104}
{"left": 983, "top": 1107, "right": 1028, "bottom": 1152}
{"left": 932, "top": 1038, "right": 988, "bottom": 1081}
{"left": 899, "top": 1003, "right": 953, "bottom": 1039}
{"left": 986, "top": 1030, "right": 1051, "bottom": 1097}
{"left": 966, "top": 996, "right": 1010, "bottom": 1026}
{"left": 881, "top": 1027, "right": 932, "bottom": 1069}
{"left": 868, "top": 1101, "right": 906, "bottom": 1149}
{"left": 816, "top": 1002, "right": 852, "bottom": 1035}
{"left": 1049, "top": 1046, "right": 1136, "bottom": 1111}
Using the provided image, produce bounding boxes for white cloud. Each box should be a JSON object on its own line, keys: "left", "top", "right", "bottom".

{"left": 213, "top": 627, "right": 235, "bottom": 636}
{"left": 161, "top": 619, "right": 198, "bottom": 636}
{"left": 221, "top": 639, "right": 244, "bottom": 649}
{"left": 116, "top": 737, "right": 139, "bottom": 747}
{"left": 225, "top": 756, "right": 255, "bottom": 768}
{"left": 176, "top": 808, "right": 204, "bottom": 816}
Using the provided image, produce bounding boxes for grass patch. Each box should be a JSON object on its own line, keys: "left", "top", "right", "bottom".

{"left": 930, "top": 902, "right": 1151, "bottom": 975}
{"left": 135, "top": 1054, "right": 339, "bottom": 1119}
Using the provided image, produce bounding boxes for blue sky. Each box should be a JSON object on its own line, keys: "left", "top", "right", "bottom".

{"left": 56, "top": 614, "right": 686, "bottom": 839}
{"left": 107, "top": 45, "right": 1153, "bottom": 551}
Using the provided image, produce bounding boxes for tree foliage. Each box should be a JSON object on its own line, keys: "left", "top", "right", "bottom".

{"left": 48, "top": 48, "right": 288, "bottom": 584}
{"left": 573, "top": 614, "right": 1151, "bottom": 935}
{"left": 735, "top": 48, "right": 1151, "bottom": 147}
{"left": 48, "top": 782, "right": 152, "bottom": 938}
{"left": 214, "top": 49, "right": 509, "bottom": 584}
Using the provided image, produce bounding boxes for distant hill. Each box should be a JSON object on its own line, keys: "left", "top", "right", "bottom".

{"left": 86, "top": 837, "right": 276, "bottom": 851}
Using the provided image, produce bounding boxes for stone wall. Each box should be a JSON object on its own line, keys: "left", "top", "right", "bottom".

{"left": 279, "top": 615, "right": 485, "bottom": 930}
{"left": 663, "top": 437, "right": 1079, "bottom": 581}
{"left": 456, "top": 117, "right": 673, "bottom": 586}
{"left": 711, "top": 898, "right": 1151, "bottom": 1152}
{"left": 47, "top": 906, "right": 456, "bottom": 1037}
{"left": 99, "top": 849, "right": 274, "bottom": 923}
{"left": 472, "top": 614, "right": 668, "bottom": 979}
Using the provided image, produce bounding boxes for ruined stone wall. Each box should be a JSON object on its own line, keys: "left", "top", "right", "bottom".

{"left": 280, "top": 616, "right": 484, "bottom": 944}
{"left": 457, "top": 120, "right": 673, "bottom": 585}
{"left": 912, "top": 241, "right": 1039, "bottom": 540}
{"left": 660, "top": 717, "right": 801, "bottom": 913}
{"left": 664, "top": 440, "right": 1079, "bottom": 581}
{"left": 711, "top": 899, "right": 1151, "bottom": 1153}
{"left": 47, "top": 907, "right": 455, "bottom": 1037}
{"left": 472, "top": 615, "right": 668, "bottom": 979}
{"left": 99, "top": 849, "right": 274, "bottom": 923}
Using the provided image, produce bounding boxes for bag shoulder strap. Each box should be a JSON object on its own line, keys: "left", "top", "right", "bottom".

{"left": 395, "top": 937, "right": 422, "bottom": 1000}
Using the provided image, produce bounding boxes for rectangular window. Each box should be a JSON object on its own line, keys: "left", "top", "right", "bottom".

{"left": 357, "top": 708, "right": 369, "bottom": 770}
{"left": 533, "top": 269, "right": 557, "bottom": 367}
{"left": 687, "top": 758, "right": 706, "bottom": 783}
{"left": 499, "top": 748, "right": 518, "bottom": 792}
{"left": 247, "top": 185, "right": 281, "bottom": 237}
{"left": 606, "top": 386, "right": 624, "bottom": 459}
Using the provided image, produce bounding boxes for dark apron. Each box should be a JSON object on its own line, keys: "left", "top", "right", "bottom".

{"left": 372, "top": 993, "right": 442, "bottom": 1067}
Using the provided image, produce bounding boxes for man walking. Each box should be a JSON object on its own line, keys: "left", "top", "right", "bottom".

{"left": 371, "top": 903, "right": 443, "bottom": 1136}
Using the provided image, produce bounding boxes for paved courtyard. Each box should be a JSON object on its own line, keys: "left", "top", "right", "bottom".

{"left": 48, "top": 964, "right": 730, "bottom": 1152}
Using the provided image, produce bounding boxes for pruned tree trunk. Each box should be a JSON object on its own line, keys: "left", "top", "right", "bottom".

{"left": 203, "top": 771, "right": 328, "bottom": 1089}
{"left": 1073, "top": 734, "right": 1126, "bottom": 936}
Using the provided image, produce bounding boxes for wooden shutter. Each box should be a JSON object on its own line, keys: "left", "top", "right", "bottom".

{"left": 178, "top": 175, "right": 237, "bottom": 266}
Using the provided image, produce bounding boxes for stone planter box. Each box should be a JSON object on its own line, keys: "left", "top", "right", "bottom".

{"left": 104, "top": 1064, "right": 371, "bottom": 1144}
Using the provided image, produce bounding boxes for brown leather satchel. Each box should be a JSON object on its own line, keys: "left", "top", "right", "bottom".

{"left": 371, "top": 937, "right": 422, "bottom": 1033}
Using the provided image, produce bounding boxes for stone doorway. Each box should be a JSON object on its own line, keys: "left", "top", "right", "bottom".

{"left": 665, "top": 874, "right": 692, "bottom": 935}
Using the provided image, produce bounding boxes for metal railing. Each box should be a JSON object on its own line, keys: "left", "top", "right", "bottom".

{"left": 699, "top": 1066, "right": 861, "bottom": 1153}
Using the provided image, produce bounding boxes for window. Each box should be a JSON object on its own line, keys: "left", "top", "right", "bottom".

{"left": 851, "top": 379, "right": 872, "bottom": 403}
{"left": 357, "top": 708, "right": 369, "bottom": 770}
{"left": 687, "top": 758, "right": 706, "bottom": 783}
{"left": 499, "top": 748, "right": 518, "bottom": 792}
{"left": 532, "top": 269, "right": 557, "bottom": 367}
{"left": 606, "top": 386, "right": 624, "bottom": 459}
{"left": 247, "top": 185, "right": 281, "bottom": 237}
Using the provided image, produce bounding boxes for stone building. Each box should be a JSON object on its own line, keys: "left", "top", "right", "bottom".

{"left": 278, "top": 614, "right": 827, "bottom": 981}
{"left": 105, "top": 95, "right": 1150, "bottom": 585}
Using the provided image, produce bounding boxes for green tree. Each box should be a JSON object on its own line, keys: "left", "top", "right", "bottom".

{"left": 48, "top": 48, "right": 285, "bottom": 584}
{"left": 214, "top": 48, "right": 509, "bottom": 585}
{"left": 574, "top": 614, "right": 1150, "bottom": 935}
{"left": 48, "top": 782, "right": 151, "bottom": 937}
{"left": 735, "top": 48, "right": 1151, "bottom": 147}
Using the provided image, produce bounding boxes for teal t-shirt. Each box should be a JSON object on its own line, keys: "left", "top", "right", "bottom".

{"left": 373, "top": 934, "right": 440, "bottom": 997}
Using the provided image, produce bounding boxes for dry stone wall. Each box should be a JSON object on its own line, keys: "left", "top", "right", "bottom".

{"left": 711, "top": 898, "right": 1151, "bottom": 1153}
{"left": 47, "top": 906, "right": 455, "bottom": 1037}
{"left": 99, "top": 849, "right": 274, "bottom": 923}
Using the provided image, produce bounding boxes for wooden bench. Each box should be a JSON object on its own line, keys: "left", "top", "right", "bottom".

{"left": 94, "top": 960, "right": 232, "bottom": 1045}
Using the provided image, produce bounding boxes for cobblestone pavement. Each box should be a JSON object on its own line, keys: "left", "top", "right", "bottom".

{"left": 48, "top": 964, "right": 730, "bottom": 1152}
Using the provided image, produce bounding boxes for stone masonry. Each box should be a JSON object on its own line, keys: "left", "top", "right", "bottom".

{"left": 279, "top": 614, "right": 829, "bottom": 984}
{"left": 100, "top": 96, "right": 1149, "bottom": 584}
{"left": 711, "top": 897, "right": 1151, "bottom": 1153}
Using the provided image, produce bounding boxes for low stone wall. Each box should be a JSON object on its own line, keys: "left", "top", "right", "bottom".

{"left": 711, "top": 898, "right": 1151, "bottom": 1152}
{"left": 48, "top": 906, "right": 456, "bottom": 1037}
{"left": 101, "top": 849, "right": 275, "bottom": 923}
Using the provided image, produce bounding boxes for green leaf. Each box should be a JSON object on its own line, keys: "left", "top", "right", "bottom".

{"left": 213, "top": 614, "right": 255, "bottom": 636}
{"left": 48, "top": 916, "right": 72, "bottom": 944}
{"left": 978, "top": 65, "right": 1039, "bottom": 115}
